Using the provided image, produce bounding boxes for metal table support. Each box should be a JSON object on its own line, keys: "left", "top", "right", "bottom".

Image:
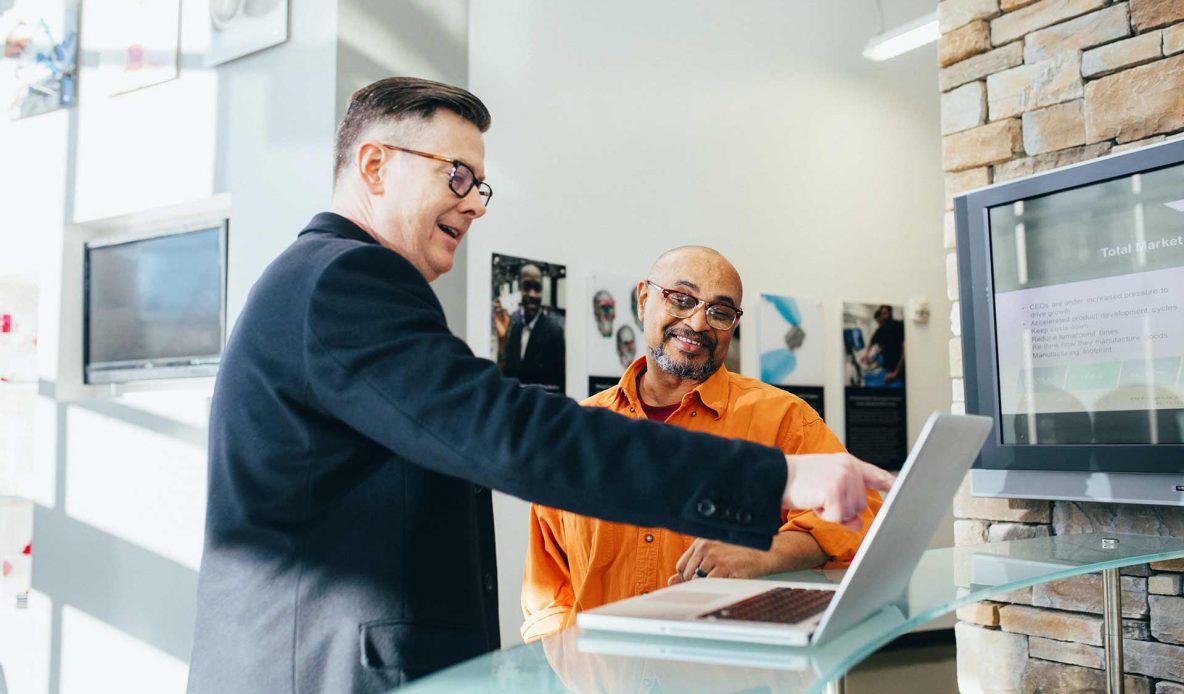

{"left": 823, "top": 674, "right": 847, "bottom": 694}
{"left": 1102, "top": 566, "right": 1124, "bottom": 694}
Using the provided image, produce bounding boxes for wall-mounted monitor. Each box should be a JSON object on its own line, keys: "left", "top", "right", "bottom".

{"left": 956, "top": 139, "right": 1184, "bottom": 506}
{"left": 83, "top": 222, "right": 228, "bottom": 384}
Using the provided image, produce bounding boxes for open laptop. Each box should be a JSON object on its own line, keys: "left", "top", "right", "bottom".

{"left": 575, "top": 604, "right": 906, "bottom": 672}
{"left": 576, "top": 411, "right": 993, "bottom": 646}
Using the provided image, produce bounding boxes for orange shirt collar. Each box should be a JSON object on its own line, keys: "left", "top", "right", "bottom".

{"left": 611, "top": 356, "right": 730, "bottom": 418}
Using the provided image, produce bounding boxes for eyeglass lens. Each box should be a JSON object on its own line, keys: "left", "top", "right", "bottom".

{"left": 664, "top": 292, "right": 738, "bottom": 330}
{"left": 448, "top": 162, "right": 492, "bottom": 204}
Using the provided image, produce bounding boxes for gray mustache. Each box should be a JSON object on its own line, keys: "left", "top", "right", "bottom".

{"left": 664, "top": 327, "right": 715, "bottom": 350}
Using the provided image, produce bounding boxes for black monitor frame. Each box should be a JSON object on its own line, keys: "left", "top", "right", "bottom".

{"left": 956, "top": 139, "right": 1184, "bottom": 475}
{"left": 83, "top": 220, "right": 229, "bottom": 384}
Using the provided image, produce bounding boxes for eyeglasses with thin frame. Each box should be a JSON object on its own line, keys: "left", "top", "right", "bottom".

{"left": 646, "top": 280, "right": 743, "bottom": 331}
{"left": 378, "top": 144, "right": 493, "bottom": 206}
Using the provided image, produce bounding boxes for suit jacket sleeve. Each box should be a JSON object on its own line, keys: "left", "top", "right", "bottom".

{"left": 541, "top": 317, "right": 565, "bottom": 392}
{"left": 502, "top": 320, "right": 522, "bottom": 376}
{"left": 303, "top": 246, "right": 787, "bottom": 548}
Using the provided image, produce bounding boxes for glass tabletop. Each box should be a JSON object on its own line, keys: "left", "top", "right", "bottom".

{"left": 399, "top": 533, "right": 1184, "bottom": 694}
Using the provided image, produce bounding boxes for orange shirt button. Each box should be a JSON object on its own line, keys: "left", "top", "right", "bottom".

{"left": 644, "top": 534, "right": 654, "bottom": 543}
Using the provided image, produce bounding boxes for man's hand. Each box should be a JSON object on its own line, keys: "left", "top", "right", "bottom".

{"left": 783, "top": 453, "right": 895, "bottom": 531}
{"left": 492, "top": 298, "right": 510, "bottom": 340}
{"left": 668, "top": 539, "right": 772, "bottom": 585}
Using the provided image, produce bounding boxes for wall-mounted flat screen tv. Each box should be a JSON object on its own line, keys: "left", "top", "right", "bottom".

{"left": 84, "top": 222, "right": 228, "bottom": 384}
{"left": 955, "top": 140, "right": 1184, "bottom": 506}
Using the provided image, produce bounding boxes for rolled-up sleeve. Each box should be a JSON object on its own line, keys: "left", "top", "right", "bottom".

{"left": 777, "top": 416, "right": 883, "bottom": 568}
{"left": 780, "top": 492, "right": 883, "bottom": 567}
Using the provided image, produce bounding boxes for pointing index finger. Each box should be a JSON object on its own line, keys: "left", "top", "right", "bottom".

{"left": 860, "top": 462, "right": 896, "bottom": 492}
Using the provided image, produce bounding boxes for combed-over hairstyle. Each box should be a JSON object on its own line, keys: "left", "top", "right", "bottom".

{"left": 333, "top": 76, "right": 491, "bottom": 182}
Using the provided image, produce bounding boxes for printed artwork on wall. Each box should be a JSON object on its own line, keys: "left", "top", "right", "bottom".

{"left": 91, "top": 0, "right": 180, "bottom": 96}
{"left": 0, "top": 274, "right": 37, "bottom": 384}
{"left": 843, "top": 302, "right": 907, "bottom": 469}
{"left": 205, "top": 0, "right": 288, "bottom": 67}
{"left": 759, "top": 293, "right": 826, "bottom": 417}
{"left": 587, "top": 272, "right": 642, "bottom": 396}
{"left": 492, "top": 254, "right": 567, "bottom": 394}
{"left": 0, "top": 0, "right": 79, "bottom": 120}
{"left": 843, "top": 303, "right": 906, "bottom": 389}
{"left": 0, "top": 274, "right": 38, "bottom": 500}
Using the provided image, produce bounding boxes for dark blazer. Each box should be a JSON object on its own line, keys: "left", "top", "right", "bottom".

{"left": 503, "top": 310, "right": 565, "bottom": 393}
{"left": 187, "top": 213, "right": 788, "bottom": 694}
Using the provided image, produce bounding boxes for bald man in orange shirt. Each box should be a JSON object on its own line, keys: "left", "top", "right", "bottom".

{"left": 521, "top": 247, "right": 883, "bottom": 642}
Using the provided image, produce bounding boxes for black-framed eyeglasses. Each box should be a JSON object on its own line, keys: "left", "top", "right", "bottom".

{"left": 379, "top": 144, "right": 493, "bottom": 206}
{"left": 646, "top": 280, "right": 743, "bottom": 331}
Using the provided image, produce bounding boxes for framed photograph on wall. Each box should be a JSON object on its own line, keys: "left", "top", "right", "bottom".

{"left": 842, "top": 301, "right": 907, "bottom": 469}
{"left": 491, "top": 254, "right": 567, "bottom": 394}
{"left": 1, "top": 0, "right": 79, "bottom": 120}
{"left": 205, "top": 0, "right": 288, "bottom": 67}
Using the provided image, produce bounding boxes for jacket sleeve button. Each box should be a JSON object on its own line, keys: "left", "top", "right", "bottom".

{"left": 697, "top": 499, "right": 717, "bottom": 517}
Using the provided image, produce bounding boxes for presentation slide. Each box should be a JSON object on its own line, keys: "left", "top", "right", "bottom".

{"left": 987, "top": 165, "right": 1184, "bottom": 444}
{"left": 994, "top": 263, "right": 1184, "bottom": 413}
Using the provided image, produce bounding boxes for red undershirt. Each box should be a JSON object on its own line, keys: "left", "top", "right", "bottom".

{"left": 639, "top": 400, "right": 680, "bottom": 422}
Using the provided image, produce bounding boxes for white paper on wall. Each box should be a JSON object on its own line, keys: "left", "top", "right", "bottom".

{"left": 586, "top": 272, "right": 644, "bottom": 382}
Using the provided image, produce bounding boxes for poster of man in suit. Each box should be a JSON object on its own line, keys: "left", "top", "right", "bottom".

{"left": 492, "top": 253, "right": 566, "bottom": 393}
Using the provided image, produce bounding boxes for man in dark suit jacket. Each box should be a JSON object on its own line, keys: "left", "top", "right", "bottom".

{"left": 187, "top": 77, "right": 893, "bottom": 694}
{"left": 497, "top": 263, "right": 566, "bottom": 393}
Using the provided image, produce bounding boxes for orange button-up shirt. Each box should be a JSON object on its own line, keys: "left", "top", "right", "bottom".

{"left": 520, "top": 358, "right": 882, "bottom": 642}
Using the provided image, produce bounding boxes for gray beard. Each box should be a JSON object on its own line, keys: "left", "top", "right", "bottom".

{"left": 651, "top": 339, "right": 719, "bottom": 381}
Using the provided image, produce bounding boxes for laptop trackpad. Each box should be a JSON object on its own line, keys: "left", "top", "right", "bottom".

{"left": 645, "top": 590, "right": 723, "bottom": 605}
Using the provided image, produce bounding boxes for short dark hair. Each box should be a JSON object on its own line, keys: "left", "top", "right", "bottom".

{"left": 333, "top": 76, "right": 491, "bottom": 182}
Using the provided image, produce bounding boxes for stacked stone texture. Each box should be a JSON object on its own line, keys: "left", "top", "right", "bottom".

{"left": 940, "top": 0, "right": 1184, "bottom": 691}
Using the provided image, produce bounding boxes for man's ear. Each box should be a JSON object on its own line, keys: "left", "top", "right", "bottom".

{"left": 356, "top": 143, "right": 387, "bottom": 195}
{"left": 635, "top": 280, "right": 648, "bottom": 323}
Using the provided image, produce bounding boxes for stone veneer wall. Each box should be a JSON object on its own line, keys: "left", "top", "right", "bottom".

{"left": 939, "top": 0, "right": 1184, "bottom": 692}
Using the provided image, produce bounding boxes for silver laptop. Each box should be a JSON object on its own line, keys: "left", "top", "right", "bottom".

{"left": 575, "top": 604, "right": 906, "bottom": 672}
{"left": 576, "top": 411, "right": 993, "bottom": 646}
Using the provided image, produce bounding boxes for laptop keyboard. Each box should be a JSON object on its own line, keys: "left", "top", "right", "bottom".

{"left": 698, "top": 587, "right": 834, "bottom": 625}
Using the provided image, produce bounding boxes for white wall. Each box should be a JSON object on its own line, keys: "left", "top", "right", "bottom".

{"left": 467, "top": 0, "right": 950, "bottom": 645}
{"left": 335, "top": 0, "right": 471, "bottom": 331}
{"left": 0, "top": 1, "right": 340, "bottom": 691}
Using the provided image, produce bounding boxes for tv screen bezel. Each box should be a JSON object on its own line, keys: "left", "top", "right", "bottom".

{"left": 955, "top": 138, "right": 1184, "bottom": 475}
{"left": 83, "top": 220, "right": 229, "bottom": 384}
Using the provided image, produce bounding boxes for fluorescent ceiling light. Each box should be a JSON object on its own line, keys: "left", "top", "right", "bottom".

{"left": 863, "top": 11, "right": 939, "bottom": 61}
